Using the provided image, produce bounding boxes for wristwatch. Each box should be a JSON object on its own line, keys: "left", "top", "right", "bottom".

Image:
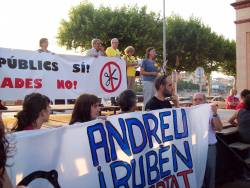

{"left": 213, "top": 113, "right": 218, "bottom": 117}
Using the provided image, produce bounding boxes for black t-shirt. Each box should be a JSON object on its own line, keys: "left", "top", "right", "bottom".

{"left": 237, "top": 109, "right": 250, "bottom": 143}
{"left": 145, "top": 96, "right": 172, "bottom": 111}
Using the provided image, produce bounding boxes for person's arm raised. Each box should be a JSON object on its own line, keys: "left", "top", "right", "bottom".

{"left": 211, "top": 104, "right": 223, "bottom": 131}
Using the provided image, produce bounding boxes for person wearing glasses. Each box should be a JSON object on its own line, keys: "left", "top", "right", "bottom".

{"left": 105, "top": 38, "right": 121, "bottom": 58}
{"left": 192, "top": 93, "right": 223, "bottom": 188}
{"left": 145, "top": 75, "right": 179, "bottom": 111}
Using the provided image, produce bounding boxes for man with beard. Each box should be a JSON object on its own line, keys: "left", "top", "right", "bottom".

{"left": 145, "top": 75, "right": 179, "bottom": 111}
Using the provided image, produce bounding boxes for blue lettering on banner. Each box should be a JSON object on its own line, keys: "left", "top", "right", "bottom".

{"left": 146, "top": 150, "right": 160, "bottom": 185}
{"left": 86, "top": 109, "right": 194, "bottom": 187}
{"left": 87, "top": 123, "right": 111, "bottom": 166}
{"left": 106, "top": 119, "right": 132, "bottom": 161}
{"left": 126, "top": 118, "right": 147, "bottom": 154}
{"left": 143, "top": 113, "right": 162, "bottom": 148}
{"left": 159, "top": 145, "right": 171, "bottom": 179}
{"left": 173, "top": 109, "right": 189, "bottom": 139}
{"left": 131, "top": 156, "right": 146, "bottom": 188}
{"left": 110, "top": 161, "right": 131, "bottom": 188}
{"left": 159, "top": 111, "right": 173, "bottom": 143}
{"left": 172, "top": 141, "right": 193, "bottom": 172}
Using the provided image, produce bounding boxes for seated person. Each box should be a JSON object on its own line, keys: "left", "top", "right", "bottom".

{"left": 237, "top": 94, "right": 250, "bottom": 144}
{"left": 117, "top": 90, "right": 137, "bottom": 113}
{"left": 145, "top": 75, "right": 179, "bottom": 111}
{"left": 236, "top": 89, "right": 250, "bottom": 110}
{"left": 69, "top": 94, "right": 100, "bottom": 125}
{"left": 12, "top": 93, "right": 51, "bottom": 131}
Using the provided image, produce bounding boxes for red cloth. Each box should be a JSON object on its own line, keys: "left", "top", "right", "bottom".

{"left": 226, "top": 96, "right": 239, "bottom": 109}
{"left": 236, "top": 102, "right": 245, "bottom": 110}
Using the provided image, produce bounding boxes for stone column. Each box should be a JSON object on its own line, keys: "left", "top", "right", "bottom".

{"left": 231, "top": 0, "right": 250, "bottom": 91}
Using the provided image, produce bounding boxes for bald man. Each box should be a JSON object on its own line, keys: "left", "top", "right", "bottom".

{"left": 193, "top": 93, "right": 223, "bottom": 188}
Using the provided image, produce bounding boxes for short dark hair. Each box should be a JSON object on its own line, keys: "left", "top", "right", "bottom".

{"left": 244, "top": 94, "right": 250, "bottom": 110}
{"left": 240, "top": 89, "right": 250, "bottom": 98}
{"left": 69, "top": 94, "right": 99, "bottom": 125}
{"left": 154, "top": 75, "right": 168, "bottom": 91}
{"left": 39, "top": 38, "right": 48, "bottom": 47}
{"left": 118, "top": 90, "right": 137, "bottom": 112}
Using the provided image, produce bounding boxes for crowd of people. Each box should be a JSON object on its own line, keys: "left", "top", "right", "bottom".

{"left": 1, "top": 38, "right": 250, "bottom": 188}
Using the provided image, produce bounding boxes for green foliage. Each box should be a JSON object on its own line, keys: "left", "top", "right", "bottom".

{"left": 57, "top": 2, "right": 236, "bottom": 76}
{"left": 177, "top": 80, "right": 199, "bottom": 91}
{"left": 57, "top": 1, "right": 162, "bottom": 57}
{"left": 220, "top": 39, "right": 236, "bottom": 76}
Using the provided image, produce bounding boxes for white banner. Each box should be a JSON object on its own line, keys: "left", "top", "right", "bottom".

{"left": 0, "top": 47, "right": 127, "bottom": 100}
{"left": 7, "top": 105, "right": 210, "bottom": 188}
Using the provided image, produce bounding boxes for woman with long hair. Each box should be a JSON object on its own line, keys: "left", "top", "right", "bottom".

{"left": 140, "top": 47, "right": 160, "bottom": 107}
{"left": 13, "top": 93, "right": 51, "bottom": 131}
{"left": 69, "top": 94, "right": 100, "bottom": 125}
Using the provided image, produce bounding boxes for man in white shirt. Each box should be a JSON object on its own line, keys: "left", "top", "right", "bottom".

{"left": 193, "top": 93, "right": 223, "bottom": 188}
{"left": 85, "top": 39, "right": 105, "bottom": 57}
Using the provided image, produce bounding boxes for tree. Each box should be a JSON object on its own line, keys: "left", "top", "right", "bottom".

{"left": 57, "top": 1, "right": 162, "bottom": 57}
{"left": 220, "top": 39, "right": 236, "bottom": 77}
{"left": 57, "top": 2, "right": 236, "bottom": 95}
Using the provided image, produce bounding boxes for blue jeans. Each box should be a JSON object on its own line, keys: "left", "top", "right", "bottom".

{"left": 143, "top": 81, "right": 155, "bottom": 109}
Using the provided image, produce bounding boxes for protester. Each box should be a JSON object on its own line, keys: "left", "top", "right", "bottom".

{"left": 38, "top": 38, "right": 51, "bottom": 53}
{"left": 237, "top": 94, "right": 250, "bottom": 143}
{"left": 141, "top": 47, "right": 160, "bottom": 107}
{"left": 123, "top": 46, "right": 138, "bottom": 90}
{"left": 228, "top": 89, "right": 250, "bottom": 126}
{"left": 12, "top": 93, "right": 51, "bottom": 131}
{"left": 235, "top": 89, "right": 250, "bottom": 110}
{"left": 117, "top": 90, "right": 137, "bottom": 113}
{"left": 69, "top": 94, "right": 100, "bottom": 125}
{"left": 105, "top": 38, "right": 121, "bottom": 57}
{"left": 228, "top": 94, "right": 250, "bottom": 144}
{"left": 193, "top": 93, "right": 223, "bottom": 188}
{"left": 85, "top": 39, "right": 105, "bottom": 57}
{"left": 226, "top": 88, "right": 239, "bottom": 109}
{"left": 145, "top": 75, "right": 179, "bottom": 111}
